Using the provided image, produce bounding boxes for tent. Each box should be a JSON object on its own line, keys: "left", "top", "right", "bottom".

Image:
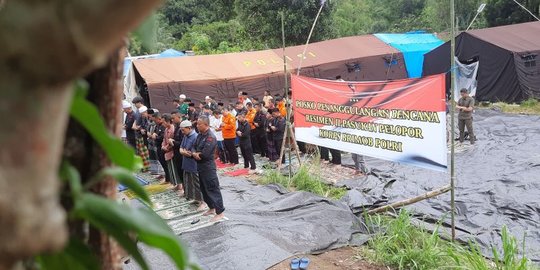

{"left": 132, "top": 35, "right": 408, "bottom": 112}
{"left": 423, "top": 22, "right": 540, "bottom": 102}
{"left": 123, "top": 49, "right": 185, "bottom": 103}
{"left": 158, "top": 48, "right": 185, "bottom": 58}
{"left": 374, "top": 32, "right": 443, "bottom": 78}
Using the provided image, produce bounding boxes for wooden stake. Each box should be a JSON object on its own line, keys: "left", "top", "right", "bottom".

{"left": 450, "top": 0, "right": 457, "bottom": 242}
{"left": 276, "top": 124, "right": 302, "bottom": 171}
{"left": 367, "top": 185, "right": 451, "bottom": 214}
{"left": 277, "top": 11, "right": 302, "bottom": 173}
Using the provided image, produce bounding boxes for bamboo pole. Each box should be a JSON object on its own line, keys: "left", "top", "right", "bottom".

{"left": 277, "top": 12, "right": 302, "bottom": 175}
{"left": 367, "top": 185, "right": 451, "bottom": 214}
{"left": 281, "top": 11, "right": 293, "bottom": 179}
{"left": 296, "top": 2, "right": 326, "bottom": 76}
{"left": 450, "top": 0, "right": 457, "bottom": 241}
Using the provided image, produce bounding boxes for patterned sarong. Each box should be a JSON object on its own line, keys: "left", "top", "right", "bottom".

{"left": 135, "top": 136, "right": 150, "bottom": 171}
{"left": 183, "top": 171, "right": 202, "bottom": 201}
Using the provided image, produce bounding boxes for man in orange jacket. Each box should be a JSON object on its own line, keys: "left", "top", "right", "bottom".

{"left": 245, "top": 102, "right": 259, "bottom": 154}
{"left": 277, "top": 97, "right": 287, "bottom": 118}
{"left": 221, "top": 107, "right": 239, "bottom": 164}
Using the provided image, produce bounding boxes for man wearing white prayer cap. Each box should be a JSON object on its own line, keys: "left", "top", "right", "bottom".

{"left": 122, "top": 100, "right": 132, "bottom": 109}
{"left": 138, "top": 105, "right": 148, "bottom": 114}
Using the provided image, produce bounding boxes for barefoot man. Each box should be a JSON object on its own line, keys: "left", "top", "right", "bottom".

{"left": 193, "top": 115, "right": 226, "bottom": 222}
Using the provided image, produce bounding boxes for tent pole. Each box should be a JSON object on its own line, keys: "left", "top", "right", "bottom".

{"left": 450, "top": 0, "right": 457, "bottom": 242}
{"left": 296, "top": 1, "right": 326, "bottom": 76}
{"left": 281, "top": 11, "right": 293, "bottom": 180}
{"left": 512, "top": 0, "right": 540, "bottom": 21}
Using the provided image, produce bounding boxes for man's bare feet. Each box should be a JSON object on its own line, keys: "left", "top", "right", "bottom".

{"left": 202, "top": 209, "right": 216, "bottom": 216}
{"left": 210, "top": 213, "right": 225, "bottom": 222}
{"left": 196, "top": 202, "right": 208, "bottom": 212}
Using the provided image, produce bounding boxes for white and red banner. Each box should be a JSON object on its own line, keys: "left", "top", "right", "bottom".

{"left": 292, "top": 74, "right": 447, "bottom": 172}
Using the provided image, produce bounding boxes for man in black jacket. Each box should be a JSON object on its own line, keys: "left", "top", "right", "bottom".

{"left": 150, "top": 113, "right": 170, "bottom": 183}
{"left": 236, "top": 112, "right": 256, "bottom": 170}
{"left": 193, "top": 116, "right": 225, "bottom": 222}
{"left": 253, "top": 103, "right": 267, "bottom": 158}
{"left": 270, "top": 108, "right": 286, "bottom": 164}
{"left": 170, "top": 112, "right": 184, "bottom": 191}
{"left": 123, "top": 102, "right": 136, "bottom": 149}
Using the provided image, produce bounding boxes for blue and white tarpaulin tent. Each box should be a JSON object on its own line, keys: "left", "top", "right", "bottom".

{"left": 123, "top": 49, "right": 185, "bottom": 102}
{"left": 375, "top": 32, "right": 443, "bottom": 78}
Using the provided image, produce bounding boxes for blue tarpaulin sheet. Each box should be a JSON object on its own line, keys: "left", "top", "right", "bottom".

{"left": 123, "top": 49, "right": 185, "bottom": 77}
{"left": 375, "top": 32, "right": 443, "bottom": 78}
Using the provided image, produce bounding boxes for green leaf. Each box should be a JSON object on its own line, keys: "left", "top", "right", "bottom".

{"left": 73, "top": 194, "right": 188, "bottom": 270}
{"left": 37, "top": 238, "right": 100, "bottom": 270}
{"left": 70, "top": 94, "right": 137, "bottom": 170}
{"left": 96, "top": 167, "right": 151, "bottom": 205}
{"left": 74, "top": 195, "right": 149, "bottom": 270}
{"left": 59, "top": 161, "right": 82, "bottom": 198}
{"left": 74, "top": 80, "right": 89, "bottom": 99}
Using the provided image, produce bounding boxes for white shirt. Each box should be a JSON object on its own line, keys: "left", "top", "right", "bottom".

{"left": 209, "top": 115, "right": 224, "bottom": 141}
{"left": 243, "top": 98, "right": 252, "bottom": 106}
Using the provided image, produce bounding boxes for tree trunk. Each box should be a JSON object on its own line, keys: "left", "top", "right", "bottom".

{"left": 0, "top": 0, "right": 161, "bottom": 268}
{"left": 0, "top": 83, "right": 71, "bottom": 269}
{"left": 63, "top": 47, "right": 125, "bottom": 270}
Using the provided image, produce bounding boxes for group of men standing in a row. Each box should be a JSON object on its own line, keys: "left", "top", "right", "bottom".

{"left": 123, "top": 97, "right": 225, "bottom": 222}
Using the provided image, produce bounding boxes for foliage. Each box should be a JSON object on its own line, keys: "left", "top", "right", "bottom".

{"left": 483, "top": 99, "right": 540, "bottom": 115}
{"left": 127, "top": 0, "right": 540, "bottom": 57}
{"left": 364, "top": 209, "right": 450, "bottom": 269}
{"left": 332, "top": 0, "right": 488, "bottom": 35}
{"left": 160, "top": 0, "right": 236, "bottom": 39}
{"left": 362, "top": 209, "right": 538, "bottom": 270}
{"left": 331, "top": 0, "right": 373, "bottom": 36}
{"left": 422, "top": 0, "right": 487, "bottom": 32}
{"left": 484, "top": 0, "right": 540, "bottom": 27}
{"left": 129, "top": 13, "right": 176, "bottom": 56}
{"left": 174, "top": 20, "right": 262, "bottom": 54}
{"left": 36, "top": 83, "right": 196, "bottom": 270}
{"left": 260, "top": 163, "right": 347, "bottom": 200}
{"left": 235, "top": 0, "right": 335, "bottom": 48}
{"left": 520, "top": 98, "right": 539, "bottom": 108}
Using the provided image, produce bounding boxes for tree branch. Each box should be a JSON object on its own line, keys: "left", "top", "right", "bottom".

{"left": 0, "top": 0, "right": 162, "bottom": 85}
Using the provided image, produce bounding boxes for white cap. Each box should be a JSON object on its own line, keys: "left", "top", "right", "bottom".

{"left": 122, "top": 100, "right": 132, "bottom": 109}
{"left": 179, "top": 94, "right": 186, "bottom": 99}
{"left": 138, "top": 106, "right": 148, "bottom": 113}
{"left": 180, "top": 120, "right": 192, "bottom": 128}
{"left": 205, "top": 96, "right": 211, "bottom": 100}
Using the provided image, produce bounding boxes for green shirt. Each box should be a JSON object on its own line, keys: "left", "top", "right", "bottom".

{"left": 179, "top": 103, "right": 189, "bottom": 119}
{"left": 458, "top": 96, "right": 474, "bottom": 120}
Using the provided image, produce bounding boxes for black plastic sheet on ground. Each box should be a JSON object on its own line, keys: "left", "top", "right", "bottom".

{"left": 339, "top": 109, "right": 540, "bottom": 263}
{"left": 125, "top": 177, "right": 370, "bottom": 270}
{"left": 181, "top": 177, "right": 369, "bottom": 269}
